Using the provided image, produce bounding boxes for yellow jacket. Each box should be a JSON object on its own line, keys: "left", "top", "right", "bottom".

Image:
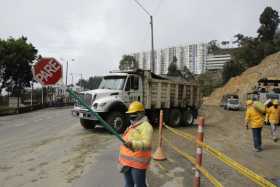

{"left": 126, "top": 117, "right": 153, "bottom": 150}
{"left": 245, "top": 106, "right": 264, "bottom": 128}
{"left": 266, "top": 106, "right": 280, "bottom": 125}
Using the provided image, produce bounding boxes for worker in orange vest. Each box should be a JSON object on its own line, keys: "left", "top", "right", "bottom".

{"left": 245, "top": 100, "right": 265, "bottom": 152}
{"left": 119, "top": 101, "right": 153, "bottom": 187}
{"left": 266, "top": 100, "right": 280, "bottom": 142}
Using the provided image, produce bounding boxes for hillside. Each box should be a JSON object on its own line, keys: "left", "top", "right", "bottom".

{"left": 204, "top": 51, "right": 280, "bottom": 106}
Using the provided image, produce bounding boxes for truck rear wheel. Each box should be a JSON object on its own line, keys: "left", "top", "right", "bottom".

{"left": 182, "top": 109, "right": 194, "bottom": 126}
{"left": 80, "top": 119, "right": 96, "bottom": 129}
{"left": 169, "top": 109, "right": 182, "bottom": 127}
{"left": 106, "top": 111, "right": 128, "bottom": 133}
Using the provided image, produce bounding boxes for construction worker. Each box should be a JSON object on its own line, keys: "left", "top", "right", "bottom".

{"left": 264, "top": 99, "right": 272, "bottom": 125}
{"left": 266, "top": 99, "right": 280, "bottom": 142}
{"left": 119, "top": 101, "right": 153, "bottom": 187}
{"left": 245, "top": 100, "right": 265, "bottom": 152}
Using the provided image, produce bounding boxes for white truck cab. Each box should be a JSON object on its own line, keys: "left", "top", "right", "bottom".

{"left": 72, "top": 71, "right": 143, "bottom": 132}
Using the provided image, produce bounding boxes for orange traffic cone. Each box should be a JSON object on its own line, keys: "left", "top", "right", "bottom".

{"left": 152, "top": 110, "right": 167, "bottom": 161}
{"left": 152, "top": 146, "right": 166, "bottom": 160}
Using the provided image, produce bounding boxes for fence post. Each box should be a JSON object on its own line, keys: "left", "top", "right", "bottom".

{"left": 194, "top": 117, "right": 205, "bottom": 187}
{"left": 152, "top": 110, "right": 166, "bottom": 160}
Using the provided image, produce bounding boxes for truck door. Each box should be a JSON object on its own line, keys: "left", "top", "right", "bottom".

{"left": 124, "top": 75, "right": 143, "bottom": 105}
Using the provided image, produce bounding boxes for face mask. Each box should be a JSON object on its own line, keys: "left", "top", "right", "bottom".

{"left": 129, "top": 113, "right": 138, "bottom": 123}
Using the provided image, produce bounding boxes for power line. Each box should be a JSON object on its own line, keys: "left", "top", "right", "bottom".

{"left": 133, "top": 0, "right": 152, "bottom": 16}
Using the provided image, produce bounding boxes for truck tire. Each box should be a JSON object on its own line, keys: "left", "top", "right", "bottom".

{"left": 182, "top": 109, "right": 194, "bottom": 126}
{"left": 106, "top": 111, "right": 128, "bottom": 133}
{"left": 80, "top": 119, "right": 96, "bottom": 129}
{"left": 169, "top": 109, "right": 182, "bottom": 127}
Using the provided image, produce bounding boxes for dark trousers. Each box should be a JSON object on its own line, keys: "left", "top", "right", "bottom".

{"left": 123, "top": 167, "right": 147, "bottom": 187}
{"left": 252, "top": 128, "right": 262, "bottom": 149}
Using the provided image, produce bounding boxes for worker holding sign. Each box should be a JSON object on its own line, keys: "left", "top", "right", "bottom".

{"left": 119, "top": 101, "right": 153, "bottom": 187}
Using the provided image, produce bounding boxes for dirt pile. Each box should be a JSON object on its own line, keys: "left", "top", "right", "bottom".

{"left": 204, "top": 52, "right": 280, "bottom": 106}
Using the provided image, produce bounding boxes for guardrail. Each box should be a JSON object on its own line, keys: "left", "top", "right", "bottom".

{"left": 153, "top": 111, "right": 276, "bottom": 187}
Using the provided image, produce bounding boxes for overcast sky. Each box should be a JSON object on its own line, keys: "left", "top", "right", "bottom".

{"left": 0, "top": 0, "right": 280, "bottom": 83}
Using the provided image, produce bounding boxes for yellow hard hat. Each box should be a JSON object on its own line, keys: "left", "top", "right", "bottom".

{"left": 246, "top": 100, "right": 253, "bottom": 105}
{"left": 272, "top": 99, "right": 279, "bottom": 105}
{"left": 126, "top": 101, "right": 145, "bottom": 114}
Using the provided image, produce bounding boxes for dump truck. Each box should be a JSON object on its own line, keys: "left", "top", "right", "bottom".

{"left": 72, "top": 69, "right": 201, "bottom": 133}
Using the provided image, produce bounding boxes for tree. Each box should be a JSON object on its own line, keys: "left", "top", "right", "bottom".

{"left": 198, "top": 70, "right": 223, "bottom": 96}
{"left": 119, "top": 55, "right": 138, "bottom": 70}
{"left": 0, "top": 37, "right": 38, "bottom": 110}
{"left": 221, "top": 41, "right": 230, "bottom": 48}
{"left": 167, "top": 56, "right": 180, "bottom": 76}
{"left": 274, "top": 29, "right": 280, "bottom": 51}
{"left": 222, "top": 7, "right": 280, "bottom": 85}
{"left": 222, "top": 60, "right": 244, "bottom": 84}
{"left": 76, "top": 79, "right": 88, "bottom": 90}
{"left": 181, "top": 66, "right": 194, "bottom": 79}
{"left": 87, "top": 76, "right": 103, "bottom": 90}
{"left": 257, "top": 7, "right": 280, "bottom": 41}
{"left": 233, "top": 34, "right": 244, "bottom": 46}
{"left": 207, "top": 40, "right": 220, "bottom": 53}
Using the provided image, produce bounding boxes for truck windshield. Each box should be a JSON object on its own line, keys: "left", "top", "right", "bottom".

{"left": 98, "top": 76, "right": 126, "bottom": 90}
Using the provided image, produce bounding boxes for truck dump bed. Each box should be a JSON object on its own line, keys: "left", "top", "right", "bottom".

{"left": 142, "top": 71, "right": 200, "bottom": 109}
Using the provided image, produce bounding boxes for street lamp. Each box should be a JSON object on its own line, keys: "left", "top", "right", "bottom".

{"left": 133, "top": 0, "right": 155, "bottom": 73}
{"left": 60, "top": 58, "right": 75, "bottom": 86}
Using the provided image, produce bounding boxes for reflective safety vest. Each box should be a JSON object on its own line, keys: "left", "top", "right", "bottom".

{"left": 119, "top": 123, "right": 152, "bottom": 170}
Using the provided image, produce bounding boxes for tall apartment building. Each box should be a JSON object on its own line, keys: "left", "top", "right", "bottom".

{"left": 132, "top": 43, "right": 232, "bottom": 75}
{"left": 133, "top": 43, "right": 208, "bottom": 75}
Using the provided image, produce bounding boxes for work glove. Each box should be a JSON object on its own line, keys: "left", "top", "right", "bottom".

{"left": 124, "top": 141, "right": 134, "bottom": 151}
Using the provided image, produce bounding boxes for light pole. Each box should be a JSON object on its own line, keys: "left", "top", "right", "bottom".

{"left": 60, "top": 58, "right": 75, "bottom": 86}
{"left": 133, "top": 0, "right": 155, "bottom": 73}
{"left": 80, "top": 73, "right": 83, "bottom": 91}
{"left": 70, "top": 73, "right": 74, "bottom": 86}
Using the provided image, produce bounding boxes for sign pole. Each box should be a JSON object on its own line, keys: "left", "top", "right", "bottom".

{"left": 41, "top": 86, "right": 44, "bottom": 105}
{"left": 31, "top": 82, "right": 33, "bottom": 107}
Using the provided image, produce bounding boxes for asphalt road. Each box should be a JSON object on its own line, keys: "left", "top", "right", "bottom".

{"left": 0, "top": 107, "right": 122, "bottom": 187}
{"left": 0, "top": 107, "right": 189, "bottom": 187}
{"left": 3, "top": 106, "right": 271, "bottom": 187}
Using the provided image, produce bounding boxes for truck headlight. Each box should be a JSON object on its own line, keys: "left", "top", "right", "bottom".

{"left": 93, "top": 103, "right": 98, "bottom": 109}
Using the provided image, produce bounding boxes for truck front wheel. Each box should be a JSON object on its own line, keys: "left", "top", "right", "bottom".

{"left": 106, "top": 111, "right": 128, "bottom": 133}
{"left": 80, "top": 119, "right": 96, "bottom": 129}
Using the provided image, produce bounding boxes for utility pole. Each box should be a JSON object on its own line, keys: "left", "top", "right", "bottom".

{"left": 65, "top": 60, "right": 68, "bottom": 86}
{"left": 133, "top": 0, "right": 155, "bottom": 73}
{"left": 31, "top": 81, "right": 33, "bottom": 107}
{"left": 70, "top": 73, "right": 74, "bottom": 86}
{"left": 60, "top": 58, "right": 75, "bottom": 87}
{"left": 41, "top": 86, "right": 44, "bottom": 105}
{"left": 150, "top": 15, "right": 155, "bottom": 73}
{"left": 80, "top": 74, "right": 83, "bottom": 91}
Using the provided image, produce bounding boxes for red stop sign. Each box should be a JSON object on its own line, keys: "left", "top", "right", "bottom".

{"left": 32, "top": 57, "right": 63, "bottom": 86}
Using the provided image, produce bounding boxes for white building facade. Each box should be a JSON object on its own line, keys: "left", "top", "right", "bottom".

{"left": 133, "top": 43, "right": 208, "bottom": 75}
{"left": 206, "top": 54, "right": 231, "bottom": 71}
